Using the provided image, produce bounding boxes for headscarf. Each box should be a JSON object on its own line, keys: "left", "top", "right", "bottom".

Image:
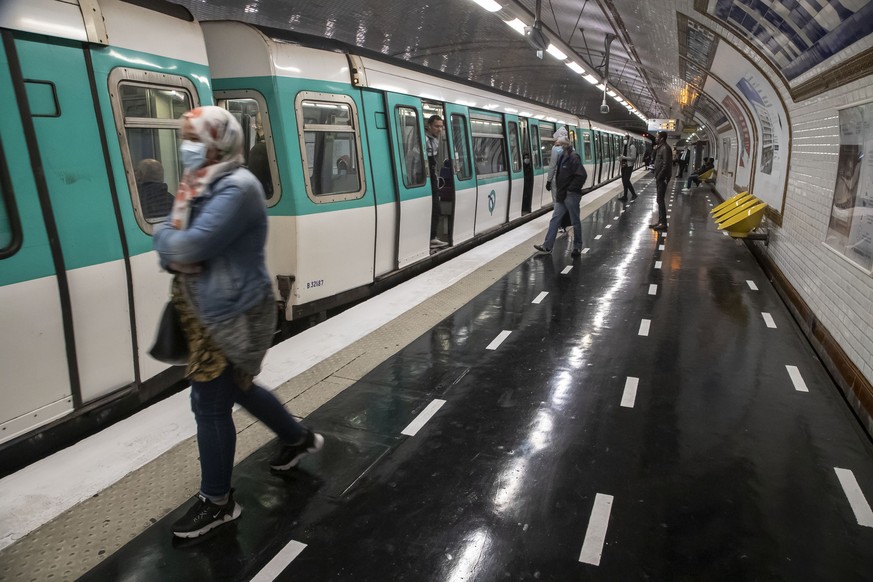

{"left": 170, "top": 106, "right": 244, "bottom": 230}
{"left": 553, "top": 127, "right": 568, "bottom": 141}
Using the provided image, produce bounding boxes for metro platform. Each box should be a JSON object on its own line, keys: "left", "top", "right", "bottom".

{"left": 3, "top": 173, "right": 873, "bottom": 581}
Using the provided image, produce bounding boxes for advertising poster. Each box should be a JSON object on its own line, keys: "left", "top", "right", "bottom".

{"left": 710, "top": 42, "right": 789, "bottom": 210}
{"left": 704, "top": 76, "right": 751, "bottom": 190}
{"left": 826, "top": 102, "right": 873, "bottom": 273}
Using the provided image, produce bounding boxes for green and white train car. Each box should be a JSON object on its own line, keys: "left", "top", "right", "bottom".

{"left": 0, "top": 0, "right": 646, "bottom": 466}
{"left": 0, "top": 0, "right": 212, "bottom": 460}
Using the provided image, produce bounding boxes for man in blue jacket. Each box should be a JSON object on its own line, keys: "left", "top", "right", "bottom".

{"left": 535, "top": 137, "right": 587, "bottom": 257}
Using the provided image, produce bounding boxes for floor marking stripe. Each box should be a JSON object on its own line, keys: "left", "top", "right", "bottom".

{"left": 614, "top": 216, "right": 619, "bottom": 219}
{"left": 582, "top": 248, "right": 590, "bottom": 254}
{"left": 532, "top": 291, "right": 549, "bottom": 304}
{"left": 654, "top": 261, "right": 662, "bottom": 269}
{"left": 762, "top": 312, "right": 776, "bottom": 328}
{"left": 638, "top": 319, "right": 651, "bottom": 336}
{"left": 786, "top": 365, "right": 809, "bottom": 392}
{"left": 250, "top": 540, "right": 307, "bottom": 581}
{"left": 621, "top": 377, "right": 639, "bottom": 408}
{"left": 595, "top": 235, "right": 602, "bottom": 240}
{"left": 605, "top": 224, "right": 612, "bottom": 229}
{"left": 401, "top": 399, "right": 447, "bottom": 436}
{"left": 661, "top": 233, "right": 667, "bottom": 238}
{"left": 561, "top": 266, "right": 573, "bottom": 274}
{"left": 648, "top": 284, "right": 657, "bottom": 295}
{"left": 835, "top": 468, "right": 873, "bottom": 527}
{"left": 486, "top": 330, "right": 512, "bottom": 350}
{"left": 658, "top": 244, "right": 665, "bottom": 251}
{"left": 747, "top": 280, "right": 758, "bottom": 291}
{"left": 579, "top": 493, "right": 614, "bottom": 565}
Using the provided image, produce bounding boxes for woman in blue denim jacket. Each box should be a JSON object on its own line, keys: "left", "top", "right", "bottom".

{"left": 154, "top": 106, "right": 323, "bottom": 539}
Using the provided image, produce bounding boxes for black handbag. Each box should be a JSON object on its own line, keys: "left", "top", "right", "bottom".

{"left": 149, "top": 301, "right": 189, "bottom": 365}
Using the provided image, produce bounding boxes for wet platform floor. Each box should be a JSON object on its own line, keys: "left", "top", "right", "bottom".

{"left": 80, "top": 178, "right": 873, "bottom": 581}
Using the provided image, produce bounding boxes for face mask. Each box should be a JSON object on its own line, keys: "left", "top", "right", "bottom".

{"left": 180, "top": 140, "right": 207, "bottom": 170}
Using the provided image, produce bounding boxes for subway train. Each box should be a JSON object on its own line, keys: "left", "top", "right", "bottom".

{"left": 0, "top": 0, "right": 646, "bottom": 463}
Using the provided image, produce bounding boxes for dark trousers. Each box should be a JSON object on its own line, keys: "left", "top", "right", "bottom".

{"left": 620, "top": 166, "right": 636, "bottom": 199}
{"left": 677, "top": 160, "right": 688, "bottom": 177}
{"left": 191, "top": 365, "right": 306, "bottom": 497}
{"left": 430, "top": 188, "right": 440, "bottom": 239}
{"left": 656, "top": 178, "right": 669, "bottom": 224}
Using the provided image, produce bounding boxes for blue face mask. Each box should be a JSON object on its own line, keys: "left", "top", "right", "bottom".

{"left": 180, "top": 140, "right": 207, "bottom": 170}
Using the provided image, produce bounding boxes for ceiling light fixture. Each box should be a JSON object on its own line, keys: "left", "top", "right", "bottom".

{"left": 503, "top": 18, "right": 526, "bottom": 35}
{"left": 471, "top": 0, "right": 502, "bottom": 12}
{"left": 566, "top": 61, "right": 584, "bottom": 74}
{"left": 546, "top": 44, "right": 567, "bottom": 60}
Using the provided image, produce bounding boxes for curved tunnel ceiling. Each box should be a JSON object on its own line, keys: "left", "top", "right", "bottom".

{"left": 171, "top": 0, "right": 873, "bottom": 138}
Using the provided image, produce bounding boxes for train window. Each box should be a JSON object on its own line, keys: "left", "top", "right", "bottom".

{"left": 471, "top": 116, "right": 506, "bottom": 176}
{"left": 216, "top": 91, "right": 280, "bottom": 205}
{"left": 582, "top": 132, "right": 593, "bottom": 161}
{"left": 394, "top": 106, "right": 426, "bottom": 188}
{"left": 531, "top": 127, "right": 542, "bottom": 169}
{"left": 508, "top": 122, "right": 521, "bottom": 173}
{"left": 108, "top": 69, "right": 200, "bottom": 233}
{"left": 539, "top": 123, "right": 555, "bottom": 168}
{"left": 296, "top": 93, "right": 366, "bottom": 202}
{"left": 0, "top": 135, "right": 22, "bottom": 259}
{"left": 450, "top": 114, "right": 472, "bottom": 180}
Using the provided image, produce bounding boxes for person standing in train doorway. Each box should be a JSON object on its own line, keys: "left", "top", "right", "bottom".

{"left": 534, "top": 135, "right": 587, "bottom": 257}
{"left": 154, "top": 106, "right": 324, "bottom": 539}
{"left": 650, "top": 131, "right": 672, "bottom": 231}
{"left": 618, "top": 134, "right": 637, "bottom": 202}
{"left": 426, "top": 115, "right": 449, "bottom": 248}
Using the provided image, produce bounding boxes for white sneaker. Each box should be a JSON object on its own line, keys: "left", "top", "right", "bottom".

{"left": 430, "top": 238, "right": 448, "bottom": 247}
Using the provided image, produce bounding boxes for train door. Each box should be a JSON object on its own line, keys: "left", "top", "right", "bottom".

{"left": 0, "top": 32, "right": 135, "bottom": 441}
{"left": 444, "top": 104, "right": 476, "bottom": 244}
{"left": 385, "top": 93, "right": 431, "bottom": 267}
{"left": 527, "top": 118, "right": 546, "bottom": 211}
{"left": 470, "top": 112, "right": 510, "bottom": 234}
{"left": 505, "top": 115, "right": 524, "bottom": 221}
{"left": 579, "top": 130, "right": 593, "bottom": 186}
{"left": 538, "top": 122, "right": 556, "bottom": 208}
{"left": 607, "top": 134, "right": 616, "bottom": 180}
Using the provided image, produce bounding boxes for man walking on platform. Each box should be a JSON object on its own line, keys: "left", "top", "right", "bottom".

{"left": 650, "top": 131, "right": 672, "bottom": 231}
{"left": 534, "top": 136, "right": 587, "bottom": 257}
{"left": 618, "top": 134, "right": 637, "bottom": 202}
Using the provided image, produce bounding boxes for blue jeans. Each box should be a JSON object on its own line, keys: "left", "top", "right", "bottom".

{"left": 191, "top": 365, "right": 306, "bottom": 497}
{"left": 543, "top": 191, "right": 583, "bottom": 251}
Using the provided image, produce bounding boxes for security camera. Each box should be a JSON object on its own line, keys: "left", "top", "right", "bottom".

{"left": 600, "top": 103, "right": 610, "bottom": 114}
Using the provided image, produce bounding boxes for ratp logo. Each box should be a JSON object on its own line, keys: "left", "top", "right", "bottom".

{"left": 488, "top": 189, "right": 496, "bottom": 214}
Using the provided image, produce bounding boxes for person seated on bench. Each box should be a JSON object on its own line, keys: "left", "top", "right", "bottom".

{"left": 684, "top": 157, "right": 714, "bottom": 191}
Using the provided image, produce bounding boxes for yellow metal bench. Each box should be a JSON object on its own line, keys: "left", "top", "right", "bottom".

{"left": 711, "top": 191, "right": 769, "bottom": 245}
{"left": 712, "top": 192, "right": 754, "bottom": 220}
{"left": 698, "top": 168, "right": 715, "bottom": 183}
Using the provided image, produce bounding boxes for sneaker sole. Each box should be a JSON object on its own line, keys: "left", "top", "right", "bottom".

{"left": 270, "top": 433, "right": 325, "bottom": 471}
{"left": 172, "top": 502, "right": 242, "bottom": 538}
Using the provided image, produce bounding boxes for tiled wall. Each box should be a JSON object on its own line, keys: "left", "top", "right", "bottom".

{"left": 699, "top": 12, "right": 873, "bottom": 386}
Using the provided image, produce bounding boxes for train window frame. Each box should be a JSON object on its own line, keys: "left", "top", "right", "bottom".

{"left": 0, "top": 134, "right": 23, "bottom": 259}
{"left": 108, "top": 68, "right": 200, "bottom": 234}
{"left": 295, "top": 92, "right": 366, "bottom": 203}
{"left": 215, "top": 90, "right": 281, "bottom": 207}
{"left": 531, "top": 126, "right": 543, "bottom": 169}
{"left": 582, "top": 132, "right": 593, "bottom": 161}
{"left": 471, "top": 115, "right": 506, "bottom": 178}
{"left": 393, "top": 105, "right": 426, "bottom": 189}
{"left": 450, "top": 113, "right": 472, "bottom": 181}
{"left": 508, "top": 121, "right": 521, "bottom": 173}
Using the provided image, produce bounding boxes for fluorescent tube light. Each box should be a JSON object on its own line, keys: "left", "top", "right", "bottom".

{"left": 546, "top": 44, "right": 567, "bottom": 60}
